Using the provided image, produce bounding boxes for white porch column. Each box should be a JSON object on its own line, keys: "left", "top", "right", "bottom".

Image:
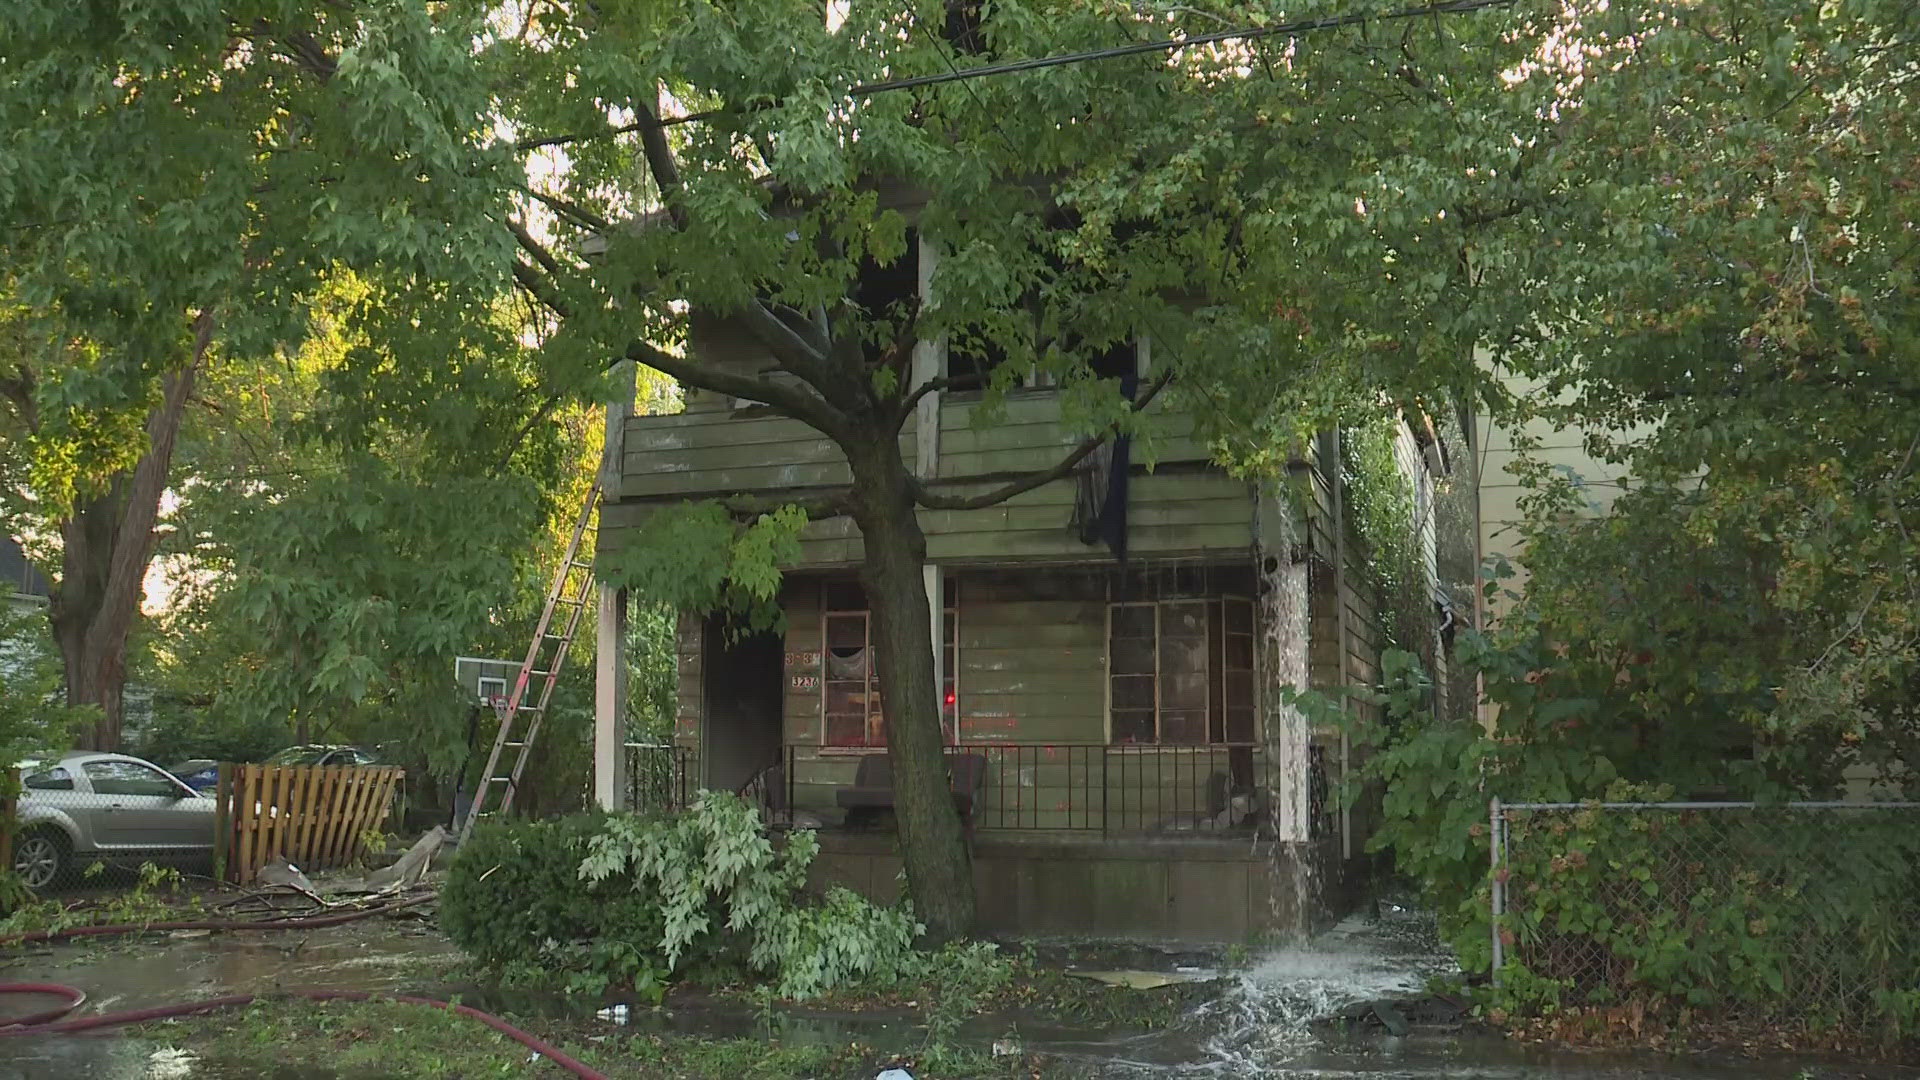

{"left": 1256, "top": 485, "right": 1313, "bottom": 843}
{"left": 594, "top": 586, "right": 627, "bottom": 810}
{"left": 594, "top": 360, "right": 635, "bottom": 811}
{"left": 925, "top": 564, "right": 942, "bottom": 724}
{"left": 911, "top": 233, "right": 945, "bottom": 726}
{"left": 912, "top": 234, "right": 942, "bottom": 470}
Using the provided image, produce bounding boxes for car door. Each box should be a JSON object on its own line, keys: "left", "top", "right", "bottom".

{"left": 20, "top": 765, "right": 103, "bottom": 853}
{"left": 81, "top": 760, "right": 204, "bottom": 849}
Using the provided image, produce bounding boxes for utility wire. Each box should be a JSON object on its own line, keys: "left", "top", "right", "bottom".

{"left": 515, "top": 0, "right": 1516, "bottom": 148}
{"left": 846, "top": 0, "right": 1514, "bottom": 98}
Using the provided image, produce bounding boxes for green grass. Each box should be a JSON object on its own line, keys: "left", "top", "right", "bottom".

{"left": 154, "top": 997, "right": 1043, "bottom": 1079}
{"left": 727, "top": 949, "right": 1217, "bottom": 1033}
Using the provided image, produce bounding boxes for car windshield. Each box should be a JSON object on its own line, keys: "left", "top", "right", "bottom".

{"left": 264, "top": 747, "right": 331, "bottom": 766}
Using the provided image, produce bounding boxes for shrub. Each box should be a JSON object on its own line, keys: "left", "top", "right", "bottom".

{"left": 1493, "top": 791, "right": 1920, "bottom": 1035}
{"left": 439, "top": 811, "right": 671, "bottom": 997}
{"left": 442, "top": 794, "right": 920, "bottom": 1000}
{"left": 581, "top": 792, "right": 921, "bottom": 999}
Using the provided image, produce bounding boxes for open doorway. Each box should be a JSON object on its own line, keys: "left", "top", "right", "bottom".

{"left": 699, "top": 617, "right": 784, "bottom": 796}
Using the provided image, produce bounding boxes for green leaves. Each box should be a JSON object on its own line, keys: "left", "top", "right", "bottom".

{"left": 597, "top": 501, "right": 806, "bottom": 635}
{"left": 563, "top": 794, "right": 919, "bottom": 998}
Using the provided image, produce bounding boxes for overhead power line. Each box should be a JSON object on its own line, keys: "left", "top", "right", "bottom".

{"left": 515, "top": 0, "right": 1517, "bottom": 149}
{"left": 845, "top": 0, "right": 1517, "bottom": 99}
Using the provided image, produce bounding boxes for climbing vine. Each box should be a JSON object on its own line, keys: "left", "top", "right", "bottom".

{"left": 1340, "top": 414, "right": 1433, "bottom": 663}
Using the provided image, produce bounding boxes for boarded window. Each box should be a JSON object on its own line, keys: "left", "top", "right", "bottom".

{"left": 1108, "top": 597, "right": 1257, "bottom": 746}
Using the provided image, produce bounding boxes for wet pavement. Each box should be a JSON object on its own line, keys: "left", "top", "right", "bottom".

{"left": 0, "top": 919, "right": 460, "bottom": 1080}
{"left": 0, "top": 907, "right": 1911, "bottom": 1079}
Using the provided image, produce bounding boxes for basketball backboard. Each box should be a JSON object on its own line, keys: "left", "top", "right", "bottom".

{"left": 454, "top": 655, "right": 519, "bottom": 711}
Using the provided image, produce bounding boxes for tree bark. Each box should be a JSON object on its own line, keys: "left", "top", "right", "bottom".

{"left": 48, "top": 358, "right": 200, "bottom": 751}
{"left": 845, "top": 433, "right": 976, "bottom": 942}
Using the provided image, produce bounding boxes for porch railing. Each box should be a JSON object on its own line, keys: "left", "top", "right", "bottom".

{"left": 772, "top": 742, "right": 1310, "bottom": 838}
{"left": 624, "top": 742, "right": 692, "bottom": 813}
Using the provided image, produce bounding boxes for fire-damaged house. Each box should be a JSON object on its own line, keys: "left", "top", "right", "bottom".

{"left": 591, "top": 231, "right": 1450, "bottom": 943}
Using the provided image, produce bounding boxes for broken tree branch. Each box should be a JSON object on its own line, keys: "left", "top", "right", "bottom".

{"left": 622, "top": 337, "right": 849, "bottom": 439}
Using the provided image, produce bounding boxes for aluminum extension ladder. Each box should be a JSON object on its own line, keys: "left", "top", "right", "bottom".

{"left": 459, "top": 482, "right": 601, "bottom": 837}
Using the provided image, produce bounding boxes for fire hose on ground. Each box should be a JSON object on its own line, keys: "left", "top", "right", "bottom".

{"left": 0, "top": 896, "right": 611, "bottom": 1080}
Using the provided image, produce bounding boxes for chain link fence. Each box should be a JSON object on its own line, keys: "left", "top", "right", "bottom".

{"left": 1491, "top": 799, "right": 1920, "bottom": 1032}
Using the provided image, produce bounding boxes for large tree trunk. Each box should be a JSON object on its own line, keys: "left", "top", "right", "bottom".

{"left": 845, "top": 435, "right": 976, "bottom": 942}
{"left": 48, "top": 360, "right": 199, "bottom": 751}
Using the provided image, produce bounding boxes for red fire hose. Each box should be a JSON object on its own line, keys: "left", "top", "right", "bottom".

{"left": 0, "top": 899, "right": 611, "bottom": 1080}
{"left": 0, "top": 986, "right": 609, "bottom": 1079}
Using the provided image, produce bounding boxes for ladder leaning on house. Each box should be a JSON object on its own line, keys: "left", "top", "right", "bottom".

{"left": 458, "top": 482, "right": 601, "bottom": 838}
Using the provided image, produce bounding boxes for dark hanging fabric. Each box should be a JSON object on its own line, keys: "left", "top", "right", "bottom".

{"left": 1098, "top": 368, "right": 1137, "bottom": 563}
{"left": 1069, "top": 369, "right": 1136, "bottom": 561}
{"left": 1070, "top": 441, "right": 1112, "bottom": 545}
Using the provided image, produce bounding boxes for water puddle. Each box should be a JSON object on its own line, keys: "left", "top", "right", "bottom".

{"left": 1, "top": 908, "right": 1908, "bottom": 1078}
{"left": 0, "top": 921, "right": 459, "bottom": 1080}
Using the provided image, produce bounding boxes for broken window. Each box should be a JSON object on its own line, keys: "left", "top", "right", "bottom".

{"left": 1107, "top": 597, "right": 1256, "bottom": 745}
{"left": 822, "top": 583, "right": 958, "bottom": 748}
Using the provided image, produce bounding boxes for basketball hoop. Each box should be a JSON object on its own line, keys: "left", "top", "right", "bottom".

{"left": 489, "top": 695, "right": 512, "bottom": 720}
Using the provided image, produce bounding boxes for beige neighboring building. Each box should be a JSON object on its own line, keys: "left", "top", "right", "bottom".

{"left": 1469, "top": 369, "right": 1643, "bottom": 622}
{"left": 1465, "top": 365, "right": 1645, "bottom": 733}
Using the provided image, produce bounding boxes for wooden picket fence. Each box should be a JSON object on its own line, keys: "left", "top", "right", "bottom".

{"left": 214, "top": 764, "right": 404, "bottom": 885}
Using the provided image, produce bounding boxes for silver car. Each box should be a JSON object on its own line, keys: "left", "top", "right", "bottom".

{"left": 12, "top": 752, "right": 216, "bottom": 889}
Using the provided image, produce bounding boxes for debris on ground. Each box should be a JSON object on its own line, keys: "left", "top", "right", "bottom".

{"left": 355, "top": 826, "right": 448, "bottom": 894}
{"left": 1065, "top": 969, "right": 1195, "bottom": 990}
{"left": 255, "top": 856, "right": 319, "bottom": 898}
{"left": 1372, "top": 1000, "right": 1410, "bottom": 1037}
{"left": 1313, "top": 995, "right": 1470, "bottom": 1036}
{"left": 873, "top": 1070, "right": 915, "bottom": 1080}
{"left": 595, "top": 1004, "right": 630, "bottom": 1024}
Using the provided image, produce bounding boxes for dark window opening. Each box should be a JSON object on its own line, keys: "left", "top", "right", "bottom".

{"left": 944, "top": 335, "right": 1020, "bottom": 393}
{"left": 1108, "top": 596, "right": 1256, "bottom": 746}
{"left": 1088, "top": 339, "right": 1137, "bottom": 383}
{"left": 851, "top": 229, "right": 919, "bottom": 370}
{"left": 943, "top": 0, "right": 989, "bottom": 56}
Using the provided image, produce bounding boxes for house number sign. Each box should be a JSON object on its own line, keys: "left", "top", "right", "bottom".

{"left": 790, "top": 674, "right": 819, "bottom": 692}
{"left": 784, "top": 651, "right": 820, "bottom": 670}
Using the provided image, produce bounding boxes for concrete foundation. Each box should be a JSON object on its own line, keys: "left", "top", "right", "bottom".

{"left": 809, "top": 830, "right": 1364, "bottom": 944}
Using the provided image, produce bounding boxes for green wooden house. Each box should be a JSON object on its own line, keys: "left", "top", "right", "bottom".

{"left": 593, "top": 235, "right": 1448, "bottom": 942}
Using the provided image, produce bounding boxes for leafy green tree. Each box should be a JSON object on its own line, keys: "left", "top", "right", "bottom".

{"left": 0, "top": 1, "right": 517, "bottom": 749}
{"left": 491, "top": 0, "right": 1555, "bottom": 938}
{"left": 1490, "top": 0, "right": 1920, "bottom": 784}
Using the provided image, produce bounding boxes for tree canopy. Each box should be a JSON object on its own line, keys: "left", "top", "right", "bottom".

{"left": 4, "top": 0, "right": 1916, "bottom": 933}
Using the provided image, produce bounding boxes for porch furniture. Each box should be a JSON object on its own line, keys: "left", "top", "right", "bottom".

{"left": 834, "top": 752, "right": 988, "bottom": 835}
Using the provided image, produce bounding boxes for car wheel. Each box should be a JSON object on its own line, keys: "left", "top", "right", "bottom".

{"left": 13, "top": 830, "right": 68, "bottom": 891}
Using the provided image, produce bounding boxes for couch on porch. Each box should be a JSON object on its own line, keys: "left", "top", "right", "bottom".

{"left": 834, "top": 752, "right": 989, "bottom": 833}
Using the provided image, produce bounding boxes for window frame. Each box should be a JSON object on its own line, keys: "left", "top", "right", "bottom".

{"left": 23, "top": 766, "right": 74, "bottom": 791}
{"left": 1104, "top": 595, "right": 1258, "bottom": 748}
{"left": 83, "top": 759, "right": 188, "bottom": 798}
{"left": 819, "top": 593, "right": 960, "bottom": 752}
